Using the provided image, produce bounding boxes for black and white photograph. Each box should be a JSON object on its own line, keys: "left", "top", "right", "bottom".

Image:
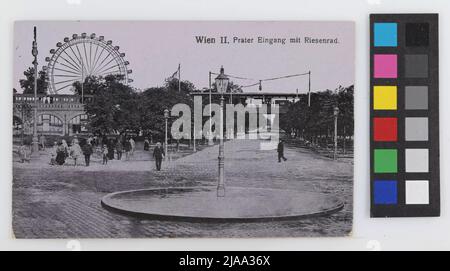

{"left": 12, "top": 21, "right": 355, "bottom": 238}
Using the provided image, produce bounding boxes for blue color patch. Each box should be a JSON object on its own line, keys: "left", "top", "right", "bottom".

{"left": 374, "top": 23, "right": 397, "bottom": 47}
{"left": 374, "top": 180, "right": 398, "bottom": 205}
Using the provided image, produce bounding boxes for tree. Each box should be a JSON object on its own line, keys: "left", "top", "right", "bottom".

{"left": 281, "top": 85, "right": 354, "bottom": 147}
{"left": 165, "top": 77, "right": 196, "bottom": 93}
{"left": 72, "top": 75, "right": 112, "bottom": 96}
{"left": 139, "top": 85, "right": 194, "bottom": 141}
{"left": 81, "top": 75, "right": 140, "bottom": 135}
{"left": 19, "top": 67, "right": 47, "bottom": 94}
{"left": 13, "top": 101, "right": 32, "bottom": 143}
{"left": 77, "top": 74, "right": 199, "bottom": 139}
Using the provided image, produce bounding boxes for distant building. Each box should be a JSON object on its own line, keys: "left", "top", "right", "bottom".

{"left": 13, "top": 94, "right": 89, "bottom": 136}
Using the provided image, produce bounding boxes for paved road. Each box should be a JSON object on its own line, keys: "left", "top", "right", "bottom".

{"left": 13, "top": 139, "right": 353, "bottom": 238}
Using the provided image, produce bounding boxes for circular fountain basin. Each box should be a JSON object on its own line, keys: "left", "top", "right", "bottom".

{"left": 101, "top": 187, "right": 344, "bottom": 222}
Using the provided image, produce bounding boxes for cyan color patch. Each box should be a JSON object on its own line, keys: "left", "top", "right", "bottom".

{"left": 374, "top": 180, "right": 398, "bottom": 205}
{"left": 374, "top": 23, "right": 397, "bottom": 47}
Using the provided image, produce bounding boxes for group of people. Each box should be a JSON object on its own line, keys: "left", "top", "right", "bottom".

{"left": 99, "top": 136, "right": 135, "bottom": 165}
{"left": 46, "top": 136, "right": 137, "bottom": 167}
{"left": 19, "top": 136, "right": 287, "bottom": 170}
{"left": 50, "top": 138, "right": 87, "bottom": 166}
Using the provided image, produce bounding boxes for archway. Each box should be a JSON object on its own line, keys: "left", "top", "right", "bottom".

{"left": 37, "top": 114, "right": 64, "bottom": 135}
{"left": 68, "top": 114, "right": 88, "bottom": 135}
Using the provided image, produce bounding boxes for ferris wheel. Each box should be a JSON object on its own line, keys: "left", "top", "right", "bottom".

{"left": 44, "top": 33, "right": 133, "bottom": 94}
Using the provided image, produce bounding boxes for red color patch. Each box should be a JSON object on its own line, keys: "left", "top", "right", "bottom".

{"left": 374, "top": 117, "right": 398, "bottom": 142}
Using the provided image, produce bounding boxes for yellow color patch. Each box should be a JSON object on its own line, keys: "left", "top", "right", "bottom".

{"left": 374, "top": 86, "right": 397, "bottom": 110}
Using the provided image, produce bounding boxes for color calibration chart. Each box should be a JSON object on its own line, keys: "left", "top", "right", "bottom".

{"left": 370, "top": 14, "right": 439, "bottom": 217}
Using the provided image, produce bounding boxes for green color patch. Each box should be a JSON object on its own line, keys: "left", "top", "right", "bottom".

{"left": 374, "top": 149, "right": 398, "bottom": 173}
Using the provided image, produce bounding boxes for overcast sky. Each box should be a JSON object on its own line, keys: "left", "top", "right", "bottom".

{"left": 14, "top": 21, "right": 354, "bottom": 94}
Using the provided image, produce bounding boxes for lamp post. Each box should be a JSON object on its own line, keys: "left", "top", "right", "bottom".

{"left": 333, "top": 106, "right": 339, "bottom": 160}
{"left": 215, "top": 66, "right": 229, "bottom": 197}
{"left": 31, "top": 26, "right": 39, "bottom": 155}
{"left": 208, "top": 71, "right": 213, "bottom": 146}
{"left": 193, "top": 121, "right": 197, "bottom": 152}
{"left": 164, "top": 109, "right": 169, "bottom": 162}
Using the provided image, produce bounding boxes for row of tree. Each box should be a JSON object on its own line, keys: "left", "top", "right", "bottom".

{"left": 280, "top": 85, "right": 354, "bottom": 147}
{"left": 14, "top": 66, "right": 354, "bottom": 144}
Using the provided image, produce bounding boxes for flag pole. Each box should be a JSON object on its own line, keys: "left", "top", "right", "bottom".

{"left": 178, "top": 63, "right": 181, "bottom": 92}
{"left": 308, "top": 70, "right": 311, "bottom": 107}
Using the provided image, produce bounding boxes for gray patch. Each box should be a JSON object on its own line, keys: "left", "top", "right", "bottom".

{"left": 405, "top": 86, "right": 428, "bottom": 110}
{"left": 405, "top": 54, "right": 428, "bottom": 78}
{"left": 405, "top": 117, "right": 428, "bottom": 141}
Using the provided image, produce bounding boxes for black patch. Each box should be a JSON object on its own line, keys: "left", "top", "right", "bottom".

{"left": 406, "top": 23, "right": 429, "bottom": 47}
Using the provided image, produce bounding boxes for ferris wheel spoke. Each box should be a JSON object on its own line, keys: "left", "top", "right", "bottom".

{"left": 69, "top": 45, "right": 83, "bottom": 67}
{"left": 89, "top": 42, "right": 94, "bottom": 74}
{"left": 96, "top": 63, "right": 119, "bottom": 75}
{"left": 95, "top": 57, "right": 117, "bottom": 76}
{"left": 75, "top": 44, "right": 86, "bottom": 70}
{"left": 54, "top": 67, "right": 81, "bottom": 75}
{"left": 76, "top": 44, "right": 90, "bottom": 79}
{"left": 91, "top": 45, "right": 100, "bottom": 74}
{"left": 62, "top": 50, "right": 81, "bottom": 70}
{"left": 93, "top": 51, "right": 112, "bottom": 75}
{"left": 92, "top": 46, "right": 106, "bottom": 75}
{"left": 55, "top": 61, "right": 80, "bottom": 74}
{"left": 54, "top": 74, "right": 81, "bottom": 78}
{"left": 99, "top": 70, "right": 121, "bottom": 77}
{"left": 57, "top": 55, "right": 81, "bottom": 72}
{"left": 56, "top": 82, "right": 77, "bottom": 92}
{"left": 82, "top": 42, "right": 91, "bottom": 74}
{"left": 54, "top": 78, "right": 79, "bottom": 85}
{"left": 98, "top": 69, "right": 120, "bottom": 78}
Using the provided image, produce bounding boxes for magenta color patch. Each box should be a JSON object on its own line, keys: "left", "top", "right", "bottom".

{"left": 374, "top": 54, "right": 397, "bottom": 78}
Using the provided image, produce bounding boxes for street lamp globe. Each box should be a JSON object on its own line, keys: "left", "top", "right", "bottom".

{"left": 215, "top": 66, "right": 229, "bottom": 94}
{"left": 334, "top": 106, "right": 340, "bottom": 116}
{"left": 164, "top": 109, "right": 170, "bottom": 119}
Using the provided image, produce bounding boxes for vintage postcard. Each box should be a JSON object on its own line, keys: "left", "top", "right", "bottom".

{"left": 12, "top": 21, "right": 354, "bottom": 238}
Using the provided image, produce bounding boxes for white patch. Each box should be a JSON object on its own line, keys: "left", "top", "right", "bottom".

{"left": 406, "top": 181, "right": 430, "bottom": 205}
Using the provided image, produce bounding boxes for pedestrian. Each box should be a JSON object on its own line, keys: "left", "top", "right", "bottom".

{"left": 107, "top": 139, "right": 115, "bottom": 160}
{"left": 129, "top": 137, "right": 136, "bottom": 157}
{"left": 82, "top": 141, "right": 93, "bottom": 167}
{"left": 153, "top": 142, "right": 165, "bottom": 171}
{"left": 50, "top": 141, "right": 58, "bottom": 165}
{"left": 56, "top": 142, "right": 66, "bottom": 165}
{"left": 39, "top": 135, "right": 46, "bottom": 151}
{"left": 18, "top": 143, "right": 30, "bottom": 163}
{"left": 70, "top": 139, "right": 83, "bottom": 166}
{"left": 123, "top": 138, "right": 131, "bottom": 160}
{"left": 115, "top": 139, "right": 123, "bottom": 160}
{"left": 102, "top": 144, "right": 108, "bottom": 165}
{"left": 144, "top": 137, "right": 150, "bottom": 151}
{"left": 61, "top": 139, "right": 69, "bottom": 157}
{"left": 277, "top": 140, "right": 287, "bottom": 162}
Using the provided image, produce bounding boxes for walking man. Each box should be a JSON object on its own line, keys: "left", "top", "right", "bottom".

{"left": 115, "top": 139, "right": 123, "bottom": 160}
{"left": 102, "top": 144, "right": 109, "bottom": 165}
{"left": 39, "top": 135, "right": 46, "bottom": 151}
{"left": 82, "top": 141, "right": 93, "bottom": 167}
{"left": 123, "top": 138, "right": 131, "bottom": 160}
{"left": 70, "top": 139, "right": 83, "bottom": 166}
{"left": 277, "top": 139, "right": 287, "bottom": 163}
{"left": 129, "top": 137, "right": 136, "bottom": 157}
{"left": 153, "top": 142, "right": 165, "bottom": 171}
